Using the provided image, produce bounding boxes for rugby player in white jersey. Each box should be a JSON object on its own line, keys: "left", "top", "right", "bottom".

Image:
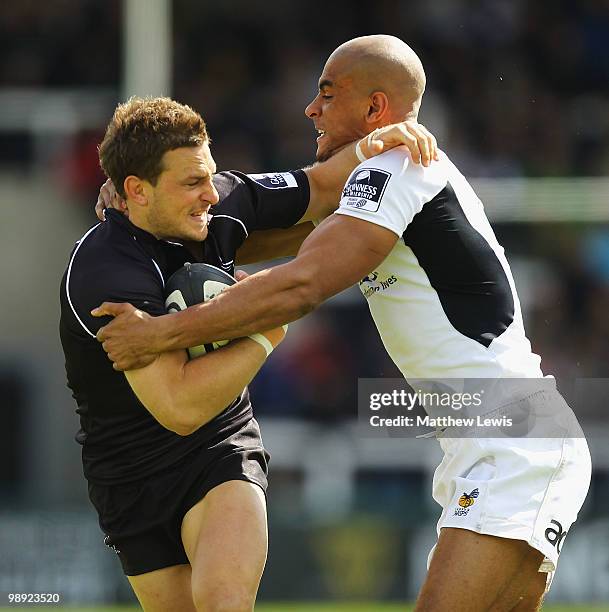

{"left": 94, "top": 36, "right": 591, "bottom": 611}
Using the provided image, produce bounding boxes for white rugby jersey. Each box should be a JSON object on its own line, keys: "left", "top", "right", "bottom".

{"left": 335, "top": 148, "right": 543, "bottom": 379}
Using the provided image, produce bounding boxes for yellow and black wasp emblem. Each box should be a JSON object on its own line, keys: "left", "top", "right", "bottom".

{"left": 458, "top": 488, "right": 479, "bottom": 508}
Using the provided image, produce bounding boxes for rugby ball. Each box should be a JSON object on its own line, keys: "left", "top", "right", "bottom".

{"left": 165, "top": 263, "right": 236, "bottom": 358}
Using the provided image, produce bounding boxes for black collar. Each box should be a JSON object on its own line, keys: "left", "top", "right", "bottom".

{"left": 105, "top": 209, "right": 161, "bottom": 248}
{"left": 105, "top": 208, "right": 176, "bottom": 272}
{"left": 104, "top": 209, "right": 202, "bottom": 274}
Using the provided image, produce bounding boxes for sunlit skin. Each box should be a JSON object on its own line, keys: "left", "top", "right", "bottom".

{"left": 124, "top": 141, "right": 219, "bottom": 243}
{"left": 90, "top": 36, "right": 552, "bottom": 609}
{"left": 93, "top": 36, "right": 438, "bottom": 368}
{"left": 306, "top": 36, "right": 426, "bottom": 162}
{"left": 305, "top": 55, "right": 371, "bottom": 162}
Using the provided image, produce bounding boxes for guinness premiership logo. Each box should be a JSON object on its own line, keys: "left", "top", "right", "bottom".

{"left": 342, "top": 168, "right": 391, "bottom": 213}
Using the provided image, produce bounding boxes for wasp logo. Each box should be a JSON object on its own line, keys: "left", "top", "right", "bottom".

{"left": 359, "top": 271, "right": 379, "bottom": 285}
{"left": 458, "top": 488, "right": 479, "bottom": 508}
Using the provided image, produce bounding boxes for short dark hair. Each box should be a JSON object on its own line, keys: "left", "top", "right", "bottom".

{"left": 98, "top": 96, "right": 208, "bottom": 197}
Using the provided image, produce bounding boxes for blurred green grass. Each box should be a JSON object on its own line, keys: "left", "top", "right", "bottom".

{"left": 2, "top": 604, "right": 609, "bottom": 611}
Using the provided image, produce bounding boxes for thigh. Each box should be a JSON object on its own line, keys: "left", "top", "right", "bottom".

{"left": 128, "top": 564, "right": 196, "bottom": 612}
{"left": 181, "top": 480, "right": 268, "bottom": 610}
{"left": 415, "top": 527, "right": 545, "bottom": 612}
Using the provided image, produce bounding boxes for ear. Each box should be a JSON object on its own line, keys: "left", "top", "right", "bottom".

{"left": 366, "top": 91, "right": 390, "bottom": 124}
{"left": 123, "top": 175, "right": 150, "bottom": 207}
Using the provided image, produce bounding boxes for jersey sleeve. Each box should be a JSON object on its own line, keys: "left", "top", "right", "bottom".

{"left": 212, "top": 169, "right": 310, "bottom": 234}
{"left": 334, "top": 148, "right": 447, "bottom": 237}
{"left": 64, "top": 240, "right": 166, "bottom": 338}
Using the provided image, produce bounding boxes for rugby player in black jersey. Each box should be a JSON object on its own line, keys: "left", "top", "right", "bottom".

{"left": 61, "top": 96, "right": 435, "bottom": 611}
{"left": 94, "top": 38, "right": 591, "bottom": 612}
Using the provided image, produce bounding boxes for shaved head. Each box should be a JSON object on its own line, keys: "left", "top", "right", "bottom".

{"left": 329, "top": 35, "right": 426, "bottom": 119}
{"left": 305, "top": 35, "right": 426, "bottom": 161}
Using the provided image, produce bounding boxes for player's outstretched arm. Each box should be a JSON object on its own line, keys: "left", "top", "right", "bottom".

{"left": 93, "top": 215, "right": 398, "bottom": 370}
{"left": 301, "top": 121, "right": 437, "bottom": 224}
{"left": 125, "top": 328, "right": 285, "bottom": 435}
{"left": 94, "top": 121, "right": 436, "bottom": 224}
{"left": 233, "top": 123, "right": 435, "bottom": 263}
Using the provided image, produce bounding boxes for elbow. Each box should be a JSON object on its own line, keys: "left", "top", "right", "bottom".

{"left": 164, "top": 397, "right": 222, "bottom": 437}
{"left": 171, "top": 423, "right": 199, "bottom": 437}
{"left": 158, "top": 410, "right": 197, "bottom": 437}
{"left": 165, "top": 410, "right": 204, "bottom": 437}
{"left": 132, "top": 375, "right": 217, "bottom": 437}
{"left": 141, "top": 394, "right": 199, "bottom": 436}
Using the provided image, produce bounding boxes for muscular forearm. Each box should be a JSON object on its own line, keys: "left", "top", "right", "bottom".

{"left": 153, "top": 215, "right": 388, "bottom": 354}
{"left": 94, "top": 216, "right": 391, "bottom": 372}
{"left": 126, "top": 337, "right": 267, "bottom": 435}
{"left": 157, "top": 260, "right": 317, "bottom": 352}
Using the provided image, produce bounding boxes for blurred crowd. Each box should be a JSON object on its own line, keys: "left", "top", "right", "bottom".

{"left": 3, "top": 1, "right": 609, "bottom": 176}
{"left": 2, "top": 0, "right": 609, "bottom": 422}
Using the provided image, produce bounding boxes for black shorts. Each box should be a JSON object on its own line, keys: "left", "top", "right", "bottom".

{"left": 87, "top": 417, "right": 269, "bottom": 576}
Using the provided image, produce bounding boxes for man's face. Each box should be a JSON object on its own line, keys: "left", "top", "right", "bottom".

{"left": 305, "top": 55, "right": 370, "bottom": 161}
{"left": 145, "top": 142, "right": 219, "bottom": 242}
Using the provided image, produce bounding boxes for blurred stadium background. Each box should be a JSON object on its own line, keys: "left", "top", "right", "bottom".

{"left": 1, "top": 0, "right": 609, "bottom": 608}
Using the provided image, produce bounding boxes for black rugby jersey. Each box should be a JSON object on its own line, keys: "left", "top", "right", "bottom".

{"left": 60, "top": 170, "right": 309, "bottom": 485}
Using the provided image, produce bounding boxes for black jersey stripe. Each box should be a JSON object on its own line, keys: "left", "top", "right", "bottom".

{"left": 402, "top": 182, "right": 514, "bottom": 347}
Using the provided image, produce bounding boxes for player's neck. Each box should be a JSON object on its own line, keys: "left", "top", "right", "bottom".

{"left": 124, "top": 208, "right": 160, "bottom": 240}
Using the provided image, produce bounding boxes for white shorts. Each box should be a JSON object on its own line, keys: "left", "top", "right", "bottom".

{"left": 430, "top": 388, "right": 591, "bottom": 578}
